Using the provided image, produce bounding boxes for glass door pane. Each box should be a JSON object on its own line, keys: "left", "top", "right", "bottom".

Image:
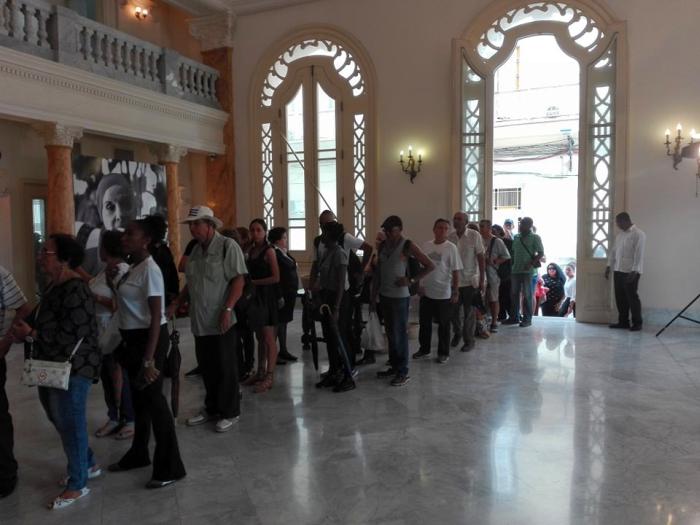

{"left": 316, "top": 83, "right": 337, "bottom": 219}
{"left": 286, "top": 85, "right": 306, "bottom": 251}
{"left": 31, "top": 198, "right": 49, "bottom": 294}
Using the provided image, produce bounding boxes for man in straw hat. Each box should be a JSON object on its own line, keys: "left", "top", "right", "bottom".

{"left": 167, "top": 206, "right": 248, "bottom": 433}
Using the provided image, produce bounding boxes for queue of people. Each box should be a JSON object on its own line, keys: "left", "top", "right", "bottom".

{"left": 0, "top": 207, "right": 644, "bottom": 509}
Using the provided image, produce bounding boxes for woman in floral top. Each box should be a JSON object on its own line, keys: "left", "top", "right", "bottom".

{"left": 12, "top": 234, "right": 100, "bottom": 509}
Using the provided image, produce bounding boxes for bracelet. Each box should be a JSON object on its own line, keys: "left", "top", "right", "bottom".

{"left": 143, "top": 359, "right": 155, "bottom": 369}
{"left": 223, "top": 307, "right": 233, "bottom": 312}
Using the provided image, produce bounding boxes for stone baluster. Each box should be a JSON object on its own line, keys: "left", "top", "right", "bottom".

{"left": 24, "top": 4, "right": 38, "bottom": 45}
{"left": 147, "top": 51, "right": 156, "bottom": 81}
{"left": 9, "top": 0, "right": 24, "bottom": 40}
{"left": 101, "top": 33, "right": 110, "bottom": 66}
{"left": 36, "top": 8, "right": 48, "bottom": 47}
{"left": 0, "top": 2, "right": 9, "bottom": 37}
{"left": 111, "top": 37, "right": 119, "bottom": 70}
{"left": 90, "top": 28, "right": 99, "bottom": 63}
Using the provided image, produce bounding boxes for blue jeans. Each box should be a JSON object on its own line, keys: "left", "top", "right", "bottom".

{"left": 380, "top": 296, "right": 410, "bottom": 376}
{"left": 510, "top": 273, "right": 534, "bottom": 323}
{"left": 38, "top": 375, "right": 95, "bottom": 491}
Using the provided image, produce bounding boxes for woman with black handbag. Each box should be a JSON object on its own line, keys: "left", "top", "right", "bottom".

{"left": 241, "top": 219, "right": 280, "bottom": 393}
{"left": 108, "top": 218, "right": 185, "bottom": 489}
{"left": 11, "top": 234, "right": 101, "bottom": 509}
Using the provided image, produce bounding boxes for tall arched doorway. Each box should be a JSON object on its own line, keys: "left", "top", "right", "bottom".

{"left": 249, "top": 26, "right": 377, "bottom": 264}
{"left": 453, "top": 1, "right": 627, "bottom": 322}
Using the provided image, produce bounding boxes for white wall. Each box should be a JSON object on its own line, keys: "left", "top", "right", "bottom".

{"left": 232, "top": 0, "right": 700, "bottom": 321}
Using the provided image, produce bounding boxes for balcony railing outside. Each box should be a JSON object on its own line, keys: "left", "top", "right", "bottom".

{"left": 0, "top": 0, "right": 219, "bottom": 108}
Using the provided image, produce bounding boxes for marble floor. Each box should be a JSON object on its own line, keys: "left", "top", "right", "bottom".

{"left": 1, "top": 316, "right": 700, "bottom": 524}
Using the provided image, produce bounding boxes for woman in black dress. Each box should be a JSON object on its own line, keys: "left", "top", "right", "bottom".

{"left": 242, "top": 219, "right": 280, "bottom": 393}
{"left": 541, "top": 263, "right": 566, "bottom": 316}
{"left": 269, "top": 227, "right": 299, "bottom": 364}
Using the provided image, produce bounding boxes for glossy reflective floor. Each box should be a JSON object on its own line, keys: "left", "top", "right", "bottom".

{"left": 2, "top": 317, "right": 700, "bottom": 524}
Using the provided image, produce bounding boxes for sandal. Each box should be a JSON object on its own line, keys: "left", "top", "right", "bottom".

{"left": 254, "top": 373, "right": 273, "bottom": 393}
{"left": 58, "top": 466, "right": 102, "bottom": 487}
{"left": 95, "top": 420, "right": 119, "bottom": 438}
{"left": 242, "top": 371, "right": 263, "bottom": 386}
{"left": 48, "top": 487, "right": 90, "bottom": 509}
{"left": 115, "top": 423, "right": 134, "bottom": 441}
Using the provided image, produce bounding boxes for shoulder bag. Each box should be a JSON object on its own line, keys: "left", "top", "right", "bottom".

{"left": 519, "top": 235, "right": 542, "bottom": 269}
{"left": 21, "top": 337, "right": 84, "bottom": 390}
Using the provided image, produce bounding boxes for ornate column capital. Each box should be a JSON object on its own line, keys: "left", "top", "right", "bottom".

{"left": 189, "top": 10, "right": 236, "bottom": 51}
{"left": 152, "top": 144, "right": 188, "bottom": 164}
{"left": 33, "top": 123, "right": 83, "bottom": 147}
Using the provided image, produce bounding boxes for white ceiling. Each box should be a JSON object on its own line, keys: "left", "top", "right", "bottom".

{"left": 164, "top": 0, "right": 322, "bottom": 16}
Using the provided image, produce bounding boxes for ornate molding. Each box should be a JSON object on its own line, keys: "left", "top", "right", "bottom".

{"left": 33, "top": 123, "right": 83, "bottom": 147}
{"left": 152, "top": 144, "right": 189, "bottom": 164}
{"left": 189, "top": 11, "right": 237, "bottom": 51}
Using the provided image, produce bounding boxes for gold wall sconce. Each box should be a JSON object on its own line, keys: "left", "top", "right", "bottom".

{"left": 665, "top": 123, "right": 700, "bottom": 197}
{"left": 399, "top": 146, "right": 423, "bottom": 184}
{"left": 134, "top": 5, "right": 149, "bottom": 19}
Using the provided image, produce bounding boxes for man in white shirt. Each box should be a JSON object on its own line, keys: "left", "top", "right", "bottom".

{"left": 0, "top": 266, "right": 30, "bottom": 498}
{"left": 448, "top": 212, "right": 485, "bottom": 352}
{"left": 413, "top": 219, "right": 463, "bottom": 364}
{"left": 605, "top": 212, "right": 646, "bottom": 331}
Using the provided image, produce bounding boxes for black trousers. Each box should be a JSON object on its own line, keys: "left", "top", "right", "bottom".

{"left": 498, "top": 276, "right": 512, "bottom": 320}
{"left": 117, "top": 326, "right": 186, "bottom": 482}
{"left": 0, "top": 358, "right": 17, "bottom": 490}
{"left": 419, "top": 296, "right": 452, "bottom": 357}
{"left": 319, "top": 290, "right": 352, "bottom": 375}
{"left": 614, "top": 271, "right": 642, "bottom": 326}
{"left": 194, "top": 327, "right": 240, "bottom": 419}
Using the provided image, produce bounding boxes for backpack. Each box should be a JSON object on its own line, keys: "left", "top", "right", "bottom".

{"left": 314, "top": 233, "right": 364, "bottom": 297}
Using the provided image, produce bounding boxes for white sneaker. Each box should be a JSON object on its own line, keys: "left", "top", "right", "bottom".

{"left": 215, "top": 417, "right": 239, "bottom": 433}
{"left": 186, "top": 411, "right": 211, "bottom": 427}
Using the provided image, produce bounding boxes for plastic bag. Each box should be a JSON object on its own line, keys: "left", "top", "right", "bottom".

{"left": 361, "top": 312, "right": 386, "bottom": 352}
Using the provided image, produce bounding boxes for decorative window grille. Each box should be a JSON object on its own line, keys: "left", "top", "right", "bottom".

{"left": 254, "top": 31, "right": 372, "bottom": 254}
{"left": 461, "top": 53, "right": 485, "bottom": 222}
{"left": 588, "top": 38, "right": 616, "bottom": 258}
{"left": 494, "top": 187, "right": 522, "bottom": 210}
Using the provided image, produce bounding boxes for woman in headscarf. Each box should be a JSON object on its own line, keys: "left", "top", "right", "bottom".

{"left": 540, "top": 263, "right": 566, "bottom": 316}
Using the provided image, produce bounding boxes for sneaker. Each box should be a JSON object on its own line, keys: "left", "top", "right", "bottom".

{"left": 215, "top": 417, "right": 239, "bottom": 433}
{"left": 490, "top": 324, "right": 498, "bottom": 333}
{"left": 390, "top": 374, "right": 411, "bottom": 387}
{"left": 519, "top": 321, "right": 532, "bottom": 328}
{"left": 332, "top": 376, "right": 356, "bottom": 393}
{"left": 95, "top": 420, "right": 119, "bottom": 438}
{"left": 59, "top": 466, "right": 101, "bottom": 487}
{"left": 412, "top": 349, "right": 431, "bottom": 360}
{"left": 437, "top": 355, "right": 449, "bottom": 364}
{"left": 629, "top": 325, "right": 642, "bottom": 332}
{"left": 351, "top": 368, "right": 359, "bottom": 378}
{"left": 376, "top": 368, "right": 397, "bottom": 378}
{"left": 450, "top": 334, "right": 460, "bottom": 347}
{"left": 186, "top": 411, "right": 211, "bottom": 427}
{"left": 357, "top": 352, "right": 376, "bottom": 365}
{"left": 460, "top": 343, "right": 474, "bottom": 353}
{"left": 502, "top": 319, "right": 519, "bottom": 325}
{"left": 609, "top": 323, "right": 630, "bottom": 329}
{"left": 315, "top": 374, "right": 337, "bottom": 388}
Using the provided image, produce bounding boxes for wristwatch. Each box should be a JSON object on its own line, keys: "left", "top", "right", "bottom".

{"left": 409, "top": 278, "right": 416, "bottom": 285}
{"left": 25, "top": 335, "right": 34, "bottom": 344}
{"left": 224, "top": 307, "right": 233, "bottom": 312}
{"left": 143, "top": 359, "right": 155, "bottom": 369}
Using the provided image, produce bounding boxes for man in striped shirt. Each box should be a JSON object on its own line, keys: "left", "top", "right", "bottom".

{"left": 0, "top": 266, "right": 30, "bottom": 498}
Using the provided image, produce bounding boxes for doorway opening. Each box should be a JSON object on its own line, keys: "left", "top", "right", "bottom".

{"left": 493, "top": 34, "right": 579, "bottom": 317}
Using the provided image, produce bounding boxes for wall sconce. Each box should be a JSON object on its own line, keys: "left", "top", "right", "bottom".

{"left": 664, "top": 123, "right": 700, "bottom": 197}
{"left": 134, "top": 6, "right": 149, "bottom": 19}
{"left": 399, "top": 145, "right": 423, "bottom": 183}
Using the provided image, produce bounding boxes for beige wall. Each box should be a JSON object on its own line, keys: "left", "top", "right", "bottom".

{"left": 0, "top": 119, "right": 193, "bottom": 299}
{"left": 231, "top": 0, "right": 700, "bottom": 319}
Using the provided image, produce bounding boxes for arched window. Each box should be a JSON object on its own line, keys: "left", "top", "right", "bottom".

{"left": 250, "top": 26, "right": 376, "bottom": 261}
{"left": 454, "top": 1, "right": 627, "bottom": 322}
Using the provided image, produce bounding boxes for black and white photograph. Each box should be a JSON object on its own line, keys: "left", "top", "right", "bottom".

{"left": 73, "top": 155, "right": 167, "bottom": 275}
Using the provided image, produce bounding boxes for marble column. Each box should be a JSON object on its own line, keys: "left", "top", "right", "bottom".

{"left": 188, "top": 153, "right": 208, "bottom": 207}
{"left": 155, "top": 145, "right": 187, "bottom": 260}
{"left": 34, "top": 124, "right": 83, "bottom": 235}
{"left": 190, "top": 12, "right": 237, "bottom": 228}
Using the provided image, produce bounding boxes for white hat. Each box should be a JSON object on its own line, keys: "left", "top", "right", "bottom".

{"left": 181, "top": 205, "right": 223, "bottom": 229}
